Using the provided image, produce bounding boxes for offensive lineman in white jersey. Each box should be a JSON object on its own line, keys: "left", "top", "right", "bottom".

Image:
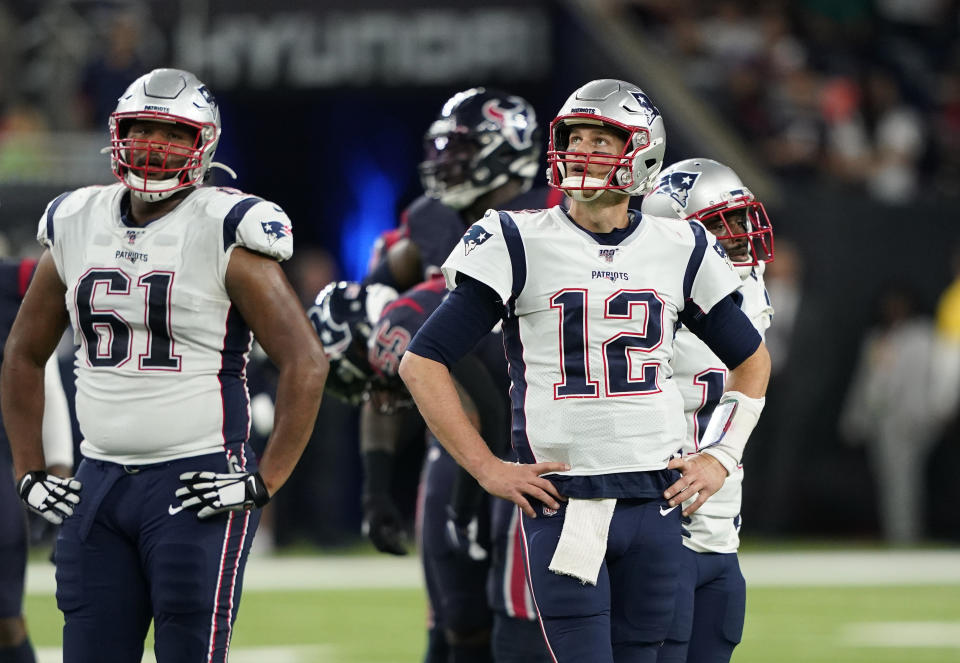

{"left": 399, "top": 79, "right": 771, "bottom": 663}
{"left": 643, "top": 159, "right": 774, "bottom": 663}
{"left": 1, "top": 68, "right": 328, "bottom": 662}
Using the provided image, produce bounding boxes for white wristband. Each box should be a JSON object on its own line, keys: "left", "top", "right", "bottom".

{"left": 699, "top": 390, "right": 764, "bottom": 474}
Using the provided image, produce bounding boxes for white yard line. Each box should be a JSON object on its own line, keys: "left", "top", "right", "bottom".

{"left": 26, "top": 550, "right": 960, "bottom": 596}
{"left": 842, "top": 622, "right": 960, "bottom": 648}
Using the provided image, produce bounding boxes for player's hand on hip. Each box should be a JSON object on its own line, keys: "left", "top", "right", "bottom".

{"left": 176, "top": 461, "right": 270, "bottom": 520}
{"left": 362, "top": 493, "right": 408, "bottom": 556}
{"left": 664, "top": 453, "right": 728, "bottom": 517}
{"left": 18, "top": 471, "right": 82, "bottom": 525}
{"left": 476, "top": 458, "right": 569, "bottom": 519}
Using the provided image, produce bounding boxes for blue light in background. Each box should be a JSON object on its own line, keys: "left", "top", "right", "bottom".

{"left": 339, "top": 155, "right": 400, "bottom": 281}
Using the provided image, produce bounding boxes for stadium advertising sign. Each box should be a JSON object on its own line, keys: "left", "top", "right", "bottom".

{"left": 174, "top": 3, "right": 550, "bottom": 89}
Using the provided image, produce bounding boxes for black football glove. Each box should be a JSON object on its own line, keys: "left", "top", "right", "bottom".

{"left": 444, "top": 505, "right": 489, "bottom": 562}
{"left": 362, "top": 493, "right": 408, "bottom": 556}
{"left": 18, "top": 471, "right": 82, "bottom": 525}
{"left": 175, "top": 460, "right": 270, "bottom": 520}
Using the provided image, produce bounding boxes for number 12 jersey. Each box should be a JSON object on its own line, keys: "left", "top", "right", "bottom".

{"left": 442, "top": 206, "right": 741, "bottom": 497}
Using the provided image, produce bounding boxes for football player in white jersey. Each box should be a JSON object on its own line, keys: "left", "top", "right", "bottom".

{"left": 0, "top": 68, "right": 328, "bottom": 663}
{"left": 399, "top": 79, "right": 771, "bottom": 663}
{"left": 642, "top": 158, "right": 774, "bottom": 663}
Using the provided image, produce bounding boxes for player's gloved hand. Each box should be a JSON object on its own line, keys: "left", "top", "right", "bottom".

{"left": 444, "top": 506, "right": 488, "bottom": 562}
{"left": 175, "top": 461, "right": 270, "bottom": 520}
{"left": 362, "top": 493, "right": 408, "bottom": 556}
{"left": 17, "top": 471, "right": 82, "bottom": 525}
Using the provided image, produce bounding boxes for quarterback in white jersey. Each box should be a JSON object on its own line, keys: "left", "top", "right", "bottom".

{"left": 441, "top": 204, "right": 741, "bottom": 479}
{"left": 1, "top": 69, "right": 327, "bottom": 663}
{"left": 643, "top": 157, "right": 774, "bottom": 663}
{"left": 400, "top": 80, "right": 771, "bottom": 663}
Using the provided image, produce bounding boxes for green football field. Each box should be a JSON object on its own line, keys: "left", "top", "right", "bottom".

{"left": 23, "top": 551, "right": 960, "bottom": 662}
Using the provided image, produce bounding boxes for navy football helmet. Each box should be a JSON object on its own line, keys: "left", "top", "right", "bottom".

{"left": 308, "top": 281, "right": 399, "bottom": 406}
{"left": 419, "top": 87, "right": 541, "bottom": 210}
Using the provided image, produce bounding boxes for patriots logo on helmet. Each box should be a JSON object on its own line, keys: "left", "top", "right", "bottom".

{"left": 482, "top": 98, "right": 535, "bottom": 151}
{"left": 197, "top": 85, "right": 217, "bottom": 106}
{"left": 629, "top": 91, "right": 660, "bottom": 125}
{"left": 261, "top": 220, "right": 292, "bottom": 246}
{"left": 655, "top": 170, "right": 701, "bottom": 209}
{"left": 462, "top": 224, "right": 493, "bottom": 256}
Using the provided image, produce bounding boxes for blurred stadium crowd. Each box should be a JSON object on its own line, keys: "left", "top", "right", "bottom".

{"left": 1, "top": 0, "right": 960, "bottom": 551}
{"left": 629, "top": 0, "right": 960, "bottom": 202}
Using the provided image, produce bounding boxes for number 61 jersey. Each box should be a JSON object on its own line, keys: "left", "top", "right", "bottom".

{"left": 442, "top": 206, "right": 741, "bottom": 497}
{"left": 38, "top": 183, "right": 293, "bottom": 465}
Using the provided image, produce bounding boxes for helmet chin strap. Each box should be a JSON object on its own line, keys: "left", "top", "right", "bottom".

{"left": 735, "top": 264, "right": 755, "bottom": 279}
{"left": 439, "top": 174, "right": 507, "bottom": 210}
{"left": 561, "top": 175, "right": 631, "bottom": 202}
{"left": 125, "top": 172, "right": 183, "bottom": 203}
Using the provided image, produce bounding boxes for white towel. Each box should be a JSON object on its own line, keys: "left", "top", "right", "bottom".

{"left": 548, "top": 497, "right": 617, "bottom": 585}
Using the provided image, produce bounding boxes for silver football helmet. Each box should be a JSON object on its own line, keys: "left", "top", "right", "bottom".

{"left": 641, "top": 158, "right": 774, "bottom": 268}
{"left": 105, "top": 68, "right": 235, "bottom": 202}
{"left": 547, "top": 79, "right": 666, "bottom": 201}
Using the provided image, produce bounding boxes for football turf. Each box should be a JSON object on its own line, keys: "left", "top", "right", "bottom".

{"left": 24, "top": 554, "right": 960, "bottom": 662}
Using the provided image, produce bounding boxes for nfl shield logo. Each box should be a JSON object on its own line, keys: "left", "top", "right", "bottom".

{"left": 599, "top": 248, "right": 618, "bottom": 263}
{"left": 126, "top": 230, "right": 139, "bottom": 245}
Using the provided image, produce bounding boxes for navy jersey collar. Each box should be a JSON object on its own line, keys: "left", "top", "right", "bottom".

{"left": 562, "top": 208, "right": 642, "bottom": 246}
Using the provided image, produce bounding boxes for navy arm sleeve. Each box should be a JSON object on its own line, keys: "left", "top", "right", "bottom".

{"left": 406, "top": 276, "right": 503, "bottom": 368}
{"left": 679, "top": 294, "right": 762, "bottom": 369}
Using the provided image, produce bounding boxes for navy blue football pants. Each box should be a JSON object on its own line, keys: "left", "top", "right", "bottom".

{"left": 657, "top": 547, "right": 745, "bottom": 663}
{"left": 419, "top": 442, "right": 492, "bottom": 662}
{"left": 0, "top": 450, "right": 28, "bottom": 621}
{"left": 522, "top": 498, "right": 682, "bottom": 663}
{"left": 487, "top": 498, "right": 550, "bottom": 663}
{"left": 55, "top": 446, "right": 260, "bottom": 663}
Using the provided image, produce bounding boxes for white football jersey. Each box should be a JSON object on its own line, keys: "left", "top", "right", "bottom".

{"left": 672, "top": 264, "right": 772, "bottom": 552}
{"left": 38, "top": 184, "right": 293, "bottom": 465}
{"left": 442, "top": 206, "right": 741, "bottom": 486}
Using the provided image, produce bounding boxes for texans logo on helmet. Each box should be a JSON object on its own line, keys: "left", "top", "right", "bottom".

{"left": 261, "top": 220, "right": 292, "bottom": 246}
{"left": 655, "top": 170, "right": 701, "bottom": 209}
{"left": 462, "top": 224, "right": 494, "bottom": 256}
{"left": 629, "top": 91, "right": 660, "bottom": 125}
{"left": 482, "top": 98, "right": 535, "bottom": 151}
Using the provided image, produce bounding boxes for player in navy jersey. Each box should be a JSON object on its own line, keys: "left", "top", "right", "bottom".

{"left": 643, "top": 158, "right": 774, "bottom": 663}
{"left": 1, "top": 69, "right": 328, "bottom": 663}
{"left": 400, "top": 79, "right": 772, "bottom": 663}
{"left": 366, "top": 86, "right": 565, "bottom": 291}
{"left": 363, "top": 88, "right": 557, "bottom": 663}
{"left": 312, "top": 276, "right": 548, "bottom": 663}
{"left": 0, "top": 257, "right": 73, "bottom": 663}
